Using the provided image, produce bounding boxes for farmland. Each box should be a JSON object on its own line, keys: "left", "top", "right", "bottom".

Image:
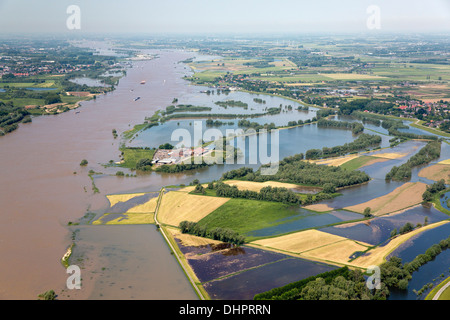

{"left": 344, "top": 182, "right": 428, "bottom": 216}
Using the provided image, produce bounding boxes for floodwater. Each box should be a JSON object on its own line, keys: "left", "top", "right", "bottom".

{"left": 0, "top": 42, "right": 448, "bottom": 300}
{"left": 387, "top": 222, "right": 450, "bottom": 300}
{"left": 0, "top": 48, "right": 201, "bottom": 299}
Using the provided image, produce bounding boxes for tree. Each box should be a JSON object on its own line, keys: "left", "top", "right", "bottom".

{"left": 158, "top": 143, "right": 174, "bottom": 150}
{"left": 390, "top": 228, "right": 397, "bottom": 238}
{"left": 364, "top": 207, "right": 372, "bottom": 218}
{"left": 80, "top": 159, "right": 88, "bottom": 166}
{"left": 38, "top": 290, "right": 56, "bottom": 300}
{"left": 322, "top": 183, "right": 336, "bottom": 194}
{"left": 194, "top": 183, "right": 205, "bottom": 194}
{"left": 422, "top": 190, "right": 433, "bottom": 202}
{"left": 136, "top": 158, "right": 152, "bottom": 171}
{"left": 44, "top": 93, "right": 62, "bottom": 105}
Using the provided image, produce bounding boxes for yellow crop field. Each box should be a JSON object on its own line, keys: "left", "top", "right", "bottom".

{"left": 223, "top": 180, "right": 298, "bottom": 192}
{"left": 419, "top": 164, "right": 450, "bottom": 183}
{"left": 351, "top": 221, "right": 450, "bottom": 268}
{"left": 314, "top": 154, "right": 359, "bottom": 166}
{"left": 106, "top": 193, "right": 146, "bottom": 207}
{"left": 252, "top": 230, "right": 352, "bottom": 254}
{"left": 370, "top": 152, "right": 408, "bottom": 159}
{"left": 302, "top": 240, "right": 371, "bottom": 265}
{"left": 92, "top": 213, "right": 154, "bottom": 225}
{"left": 344, "top": 182, "right": 427, "bottom": 216}
{"left": 251, "top": 229, "right": 372, "bottom": 266}
{"left": 126, "top": 196, "right": 158, "bottom": 213}
{"left": 303, "top": 204, "right": 334, "bottom": 212}
{"left": 157, "top": 191, "right": 230, "bottom": 227}
{"left": 167, "top": 227, "right": 223, "bottom": 247}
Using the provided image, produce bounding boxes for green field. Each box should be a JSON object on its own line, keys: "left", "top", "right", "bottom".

{"left": 119, "top": 147, "right": 156, "bottom": 170}
{"left": 340, "top": 155, "right": 380, "bottom": 171}
{"left": 440, "top": 284, "right": 450, "bottom": 300}
{"left": 195, "top": 198, "right": 302, "bottom": 241}
{"left": 252, "top": 73, "right": 330, "bottom": 83}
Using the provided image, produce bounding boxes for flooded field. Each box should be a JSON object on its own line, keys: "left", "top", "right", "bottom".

{"left": 176, "top": 239, "right": 336, "bottom": 300}
{"left": 0, "top": 41, "right": 448, "bottom": 300}
{"left": 321, "top": 205, "right": 449, "bottom": 246}
{"left": 203, "top": 257, "right": 336, "bottom": 300}
{"left": 387, "top": 222, "right": 450, "bottom": 300}
{"left": 246, "top": 209, "right": 362, "bottom": 239}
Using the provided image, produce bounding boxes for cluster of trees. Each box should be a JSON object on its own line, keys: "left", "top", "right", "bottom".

{"left": 315, "top": 108, "right": 336, "bottom": 119}
{"left": 0, "top": 101, "right": 30, "bottom": 135}
{"left": 255, "top": 234, "right": 450, "bottom": 300}
{"left": 403, "top": 236, "right": 450, "bottom": 274}
{"left": 221, "top": 153, "right": 370, "bottom": 189}
{"left": 211, "top": 181, "right": 301, "bottom": 205}
{"left": 136, "top": 158, "right": 152, "bottom": 171}
{"left": 237, "top": 119, "right": 277, "bottom": 132}
{"left": 380, "top": 236, "right": 450, "bottom": 292}
{"left": 381, "top": 118, "right": 438, "bottom": 141}
{"left": 160, "top": 111, "right": 274, "bottom": 123}
{"left": 385, "top": 141, "right": 442, "bottom": 181}
{"left": 155, "top": 162, "right": 210, "bottom": 173}
{"left": 163, "top": 104, "right": 212, "bottom": 115}
{"left": 304, "top": 133, "right": 381, "bottom": 160}
{"left": 179, "top": 220, "right": 245, "bottom": 245}
{"left": 254, "top": 267, "right": 388, "bottom": 300}
{"left": 317, "top": 118, "right": 364, "bottom": 135}
{"left": 338, "top": 99, "right": 396, "bottom": 116}
{"left": 215, "top": 100, "right": 248, "bottom": 109}
{"left": 205, "top": 119, "right": 234, "bottom": 126}
{"left": 253, "top": 98, "right": 266, "bottom": 104}
{"left": 158, "top": 143, "right": 174, "bottom": 150}
{"left": 422, "top": 179, "right": 447, "bottom": 202}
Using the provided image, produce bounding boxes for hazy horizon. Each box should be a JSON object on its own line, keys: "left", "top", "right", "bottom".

{"left": 0, "top": 0, "right": 449, "bottom": 35}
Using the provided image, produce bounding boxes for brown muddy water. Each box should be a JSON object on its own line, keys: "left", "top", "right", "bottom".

{"left": 0, "top": 49, "right": 200, "bottom": 299}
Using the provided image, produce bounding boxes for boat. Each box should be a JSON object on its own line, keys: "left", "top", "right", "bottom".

{"left": 134, "top": 97, "right": 140, "bottom": 101}
{"left": 140, "top": 80, "right": 146, "bottom": 84}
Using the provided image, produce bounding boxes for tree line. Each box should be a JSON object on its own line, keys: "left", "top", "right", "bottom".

{"left": 221, "top": 153, "right": 370, "bottom": 190}
{"left": 317, "top": 118, "right": 364, "bottom": 135}
{"left": 304, "top": 133, "right": 381, "bottom": 160}
{"left": 211, "top": 181, "right": 301, "bottom": 205}
{"left": 422, "top": 179, "right": 447, "bottom": 202}
{"left": 254, "top": 234, "right": 450, "bottom": 300}
{"left": 254, "top": 267, "right": 388, "bottom": 300}
{"left": 0, "top": 101, "right": 30, "bottom": 136}
{"left": 385, "top": 140, "right": 442, "bottom": 181}
{"left": 179, "top": 220, "right": 245, "bottom": 245}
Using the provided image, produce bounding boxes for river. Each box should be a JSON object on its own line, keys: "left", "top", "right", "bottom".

{"left": 0, "top": 42, "right": 447, "bottom": 300}
{"left": 0, "top": 48, "right": 200, "bottom": 299}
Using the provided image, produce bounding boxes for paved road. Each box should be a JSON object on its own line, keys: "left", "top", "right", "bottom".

{"left": 153, "top": 188, "right": 205, "bottom": 300}
{"left": 433, "top": 279, "right": 450, "bottom": 300}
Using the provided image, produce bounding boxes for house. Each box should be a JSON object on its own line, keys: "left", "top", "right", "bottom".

{"left": 193, "top": 147, "right": 206, "bottom": 156}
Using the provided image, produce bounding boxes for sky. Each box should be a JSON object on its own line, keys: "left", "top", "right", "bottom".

{"left": 0, "top": 0, "right": 449, "bottom": 35}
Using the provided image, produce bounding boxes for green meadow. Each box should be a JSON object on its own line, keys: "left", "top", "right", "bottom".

{"left": 195, "top": 198, "right": 300, "bottom": 240}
